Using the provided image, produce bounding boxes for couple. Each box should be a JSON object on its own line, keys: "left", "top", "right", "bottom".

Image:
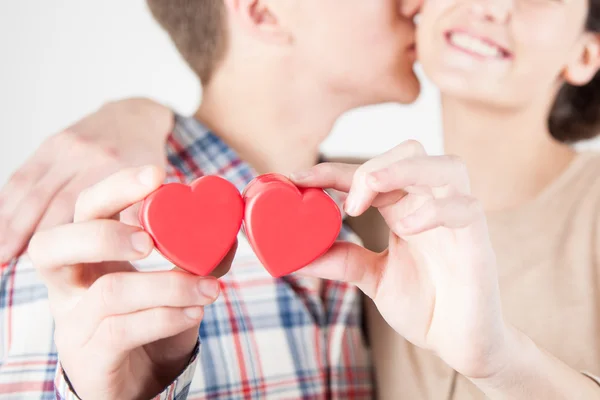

{"left": 1, "top": 0, "right": 600, "bottom": 398}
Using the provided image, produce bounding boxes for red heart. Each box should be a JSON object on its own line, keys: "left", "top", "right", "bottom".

{"left": 242, "top": 173, "right": 342, "bottom": 277}
{"left": 139, "top": 176, "right": 243, "bottom": 276}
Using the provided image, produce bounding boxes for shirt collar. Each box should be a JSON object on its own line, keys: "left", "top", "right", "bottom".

{"left": 166, "top": 114, "right": 359, "bottom": 243}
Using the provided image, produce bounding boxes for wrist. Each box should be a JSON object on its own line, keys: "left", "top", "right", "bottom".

{"left": 468, "top": 324, "right": 600, "bottom": 399}
{"left": 152, "top": 339, "right": 201, "bottom": 391}
{"left": 466, "top": 322, "right": 526, "bottom": 385}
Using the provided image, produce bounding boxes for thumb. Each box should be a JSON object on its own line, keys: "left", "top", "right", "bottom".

{"left": 298, "top": 242, "right": 384, "bottom": 298}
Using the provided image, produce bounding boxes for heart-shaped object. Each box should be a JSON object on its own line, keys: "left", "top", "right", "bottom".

{"left": 242, "top": 173, "right": 342, "bottom": 277}
{"left": 139, "top": 175, "right": 243, "bottom": 276}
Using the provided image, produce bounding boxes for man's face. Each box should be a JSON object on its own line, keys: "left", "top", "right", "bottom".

{"left": 285, "top": 0, "right": 422, "bottom": 106}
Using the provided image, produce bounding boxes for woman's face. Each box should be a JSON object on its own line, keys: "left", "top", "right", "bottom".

{"left": 417, "top": 0, "right": 598, "bottom": 109}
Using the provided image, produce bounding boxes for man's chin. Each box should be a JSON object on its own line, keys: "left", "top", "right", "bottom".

{"left": 381, "top": 72, "right": 422, "bottom": 105}
{"left": 348, "top": 71, "right": 421, "bottom": 108}
{"left": 397, "top": 82, "right": 421, "bottom": 104}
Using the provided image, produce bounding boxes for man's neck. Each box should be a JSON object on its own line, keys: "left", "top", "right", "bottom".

{"left": 441, "top": 96, "right": 575, "bottom": 212}
{"left": 194, "top": 67, "right": 353, "bottom": 176}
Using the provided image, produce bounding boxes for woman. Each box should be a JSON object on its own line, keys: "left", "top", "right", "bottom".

{"left": 4, "top": 0, "right": 600, "bottom": 398}
{"left": 294, "top": 0, "right": 600, "bottom": 397}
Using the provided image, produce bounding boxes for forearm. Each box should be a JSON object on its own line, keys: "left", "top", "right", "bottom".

{"left": 470, "top": 325, "right": 600, "bottom": 399}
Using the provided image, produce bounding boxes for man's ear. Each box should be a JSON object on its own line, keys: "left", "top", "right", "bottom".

{"left": 223, "top": 0, "right": 292, "bottom": 45}
{"left": 563, "top": 33, "right": 600, "bottom": 86}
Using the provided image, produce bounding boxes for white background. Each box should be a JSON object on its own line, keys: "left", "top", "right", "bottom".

{"left": 0, "top": 1, "right": 444, "bottom": 185}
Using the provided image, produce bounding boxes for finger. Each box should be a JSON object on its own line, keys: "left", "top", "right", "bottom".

{"left": 370, "top": 189, "right": 408, "bottom": 209}
{"left": 37, "top": 162, "right": 125, "bottom": 231}
{"left": 94, "top": 306, "right": 204, "bottom": 353}
{"left": 0, "top": 136, "right": 60, "bottom": 216}
{"left": 0, "top": 134, "right": 126, "bottom": 262}
{"left": 298, "top": 241, "right": 384, "bottom": 299}
{"left": 367, "top": 155, "right": 471, "bottom": 196}
{"left": 29, "top": 220, "right": 153, "bottom": 283}
{"left": 0, "top": 166, "right": 46, "bottom": 216}
{"left": 392, "top": 196, "right": 484, "bottom": 236}
{"left": 70, "top": 271, "right": 218, "bottom": 338}
{"left": 0, "top": 165, "right": 77, "bottom": 262}
{"left": 290, "top": 162, "right": 359, "bottom": 193}
{"left": 35, "top": 191, "right": 79, "bottom": 232}
{"left": 74, "top": 165, "right": 164, "bottom": 223}
{"left": 290, "top": 162, "right": 379, "bottom": 217}
{"left": 343, "top": 141, "right": 427, "bottom": 217}
{"left": 290, "top": 142, "right": 425, "bottom": 217}
{"left": 0, "top": 129, "right": 104, "bottom": 227}
{"left": 290, "top": 140, "right": 425, "bottom": 191}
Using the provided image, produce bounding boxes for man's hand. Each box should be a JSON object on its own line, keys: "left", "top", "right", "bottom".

{"left": 0, "top": 98, "right": 174, "bottom": 263}
{"left": 28, "top": 165, "right": 236, "bottom": 400}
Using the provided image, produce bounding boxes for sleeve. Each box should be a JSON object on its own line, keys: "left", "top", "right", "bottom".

{"left": 54, "top": 341, "right": 201, "bottom": 400}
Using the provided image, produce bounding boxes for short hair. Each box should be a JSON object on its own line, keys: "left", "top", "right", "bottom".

{"left": 548, "top": 0, "right": 600, "bottom": 142}
{"left": 147, "top": 0, "right": 228, "bottom": 84}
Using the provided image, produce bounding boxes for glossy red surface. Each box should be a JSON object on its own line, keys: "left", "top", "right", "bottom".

{"left": 242, "top": 173, "right": 342, "bottom": 277}
{"left": 139, "top": 175, "right": 243, "bottom": 276}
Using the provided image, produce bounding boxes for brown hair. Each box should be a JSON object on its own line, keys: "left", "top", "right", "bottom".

{"left": 548, "top": 0, "right": 600, "bottom": 142}
{"left": 146, "top": 0, "right": 228, "bottom": 84}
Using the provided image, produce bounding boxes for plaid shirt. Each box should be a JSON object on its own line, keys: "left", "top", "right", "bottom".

{"left": 0, "top": 115, "right": 373, "bottom": 399}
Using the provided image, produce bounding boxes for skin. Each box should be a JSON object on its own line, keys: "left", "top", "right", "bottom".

{"left": 20, "top": 0, "right": 424, "bottom": 398}
{"left": 30, "top": 166, "right": 231, "bottom": 400}
{"left": 0, "top": 0, "right": 421, "bottom": 261}
{"left": 11, "top": 0, "right": 600, "bottom": 397}
{"left": 291, "top": 0, "right": 600, "bottom": 397}
{"left": 0, "top": 99, "right": 173, "bottom": 262}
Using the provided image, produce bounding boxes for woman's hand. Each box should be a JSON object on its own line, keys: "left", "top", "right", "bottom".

{"left": 292, "top": 141, "right": 508, "bottom": 379}
{"left": 0, "top": 98, "right": 173, "bottom": 263}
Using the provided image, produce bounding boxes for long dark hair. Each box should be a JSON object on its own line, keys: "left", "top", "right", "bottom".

{"left": 548, "top": 0, "right": 600, "bottom": 142}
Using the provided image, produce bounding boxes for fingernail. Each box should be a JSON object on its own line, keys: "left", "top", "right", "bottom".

{"left": 344, "top": 194, "right": 358, "bottom": 216}
{"left": 138, "top": 166, "right": 156, "bottom": 187}
{"left": 184, "top": 306, "right": 204, "bottom": 320}
{"left": 130, "top": 231, "right": 152, "bottom": 253}
{"left": 290, "top": 171, "right": 312, "bottom": 182}
{"left": 198, "top": 279, "right": 219, "bottom": 299}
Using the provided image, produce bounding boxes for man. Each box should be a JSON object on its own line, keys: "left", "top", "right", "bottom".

{"left": 0, "top": 0, "right": 420, "bottom": 398}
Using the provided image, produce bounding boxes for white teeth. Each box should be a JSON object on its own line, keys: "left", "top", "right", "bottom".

{"left": 449, "top": 32, "right": 502, "bottom": 58}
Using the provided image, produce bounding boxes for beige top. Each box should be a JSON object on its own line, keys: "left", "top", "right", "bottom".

{"left": 351, "top": 151, "right": 600, "bottom": 399}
